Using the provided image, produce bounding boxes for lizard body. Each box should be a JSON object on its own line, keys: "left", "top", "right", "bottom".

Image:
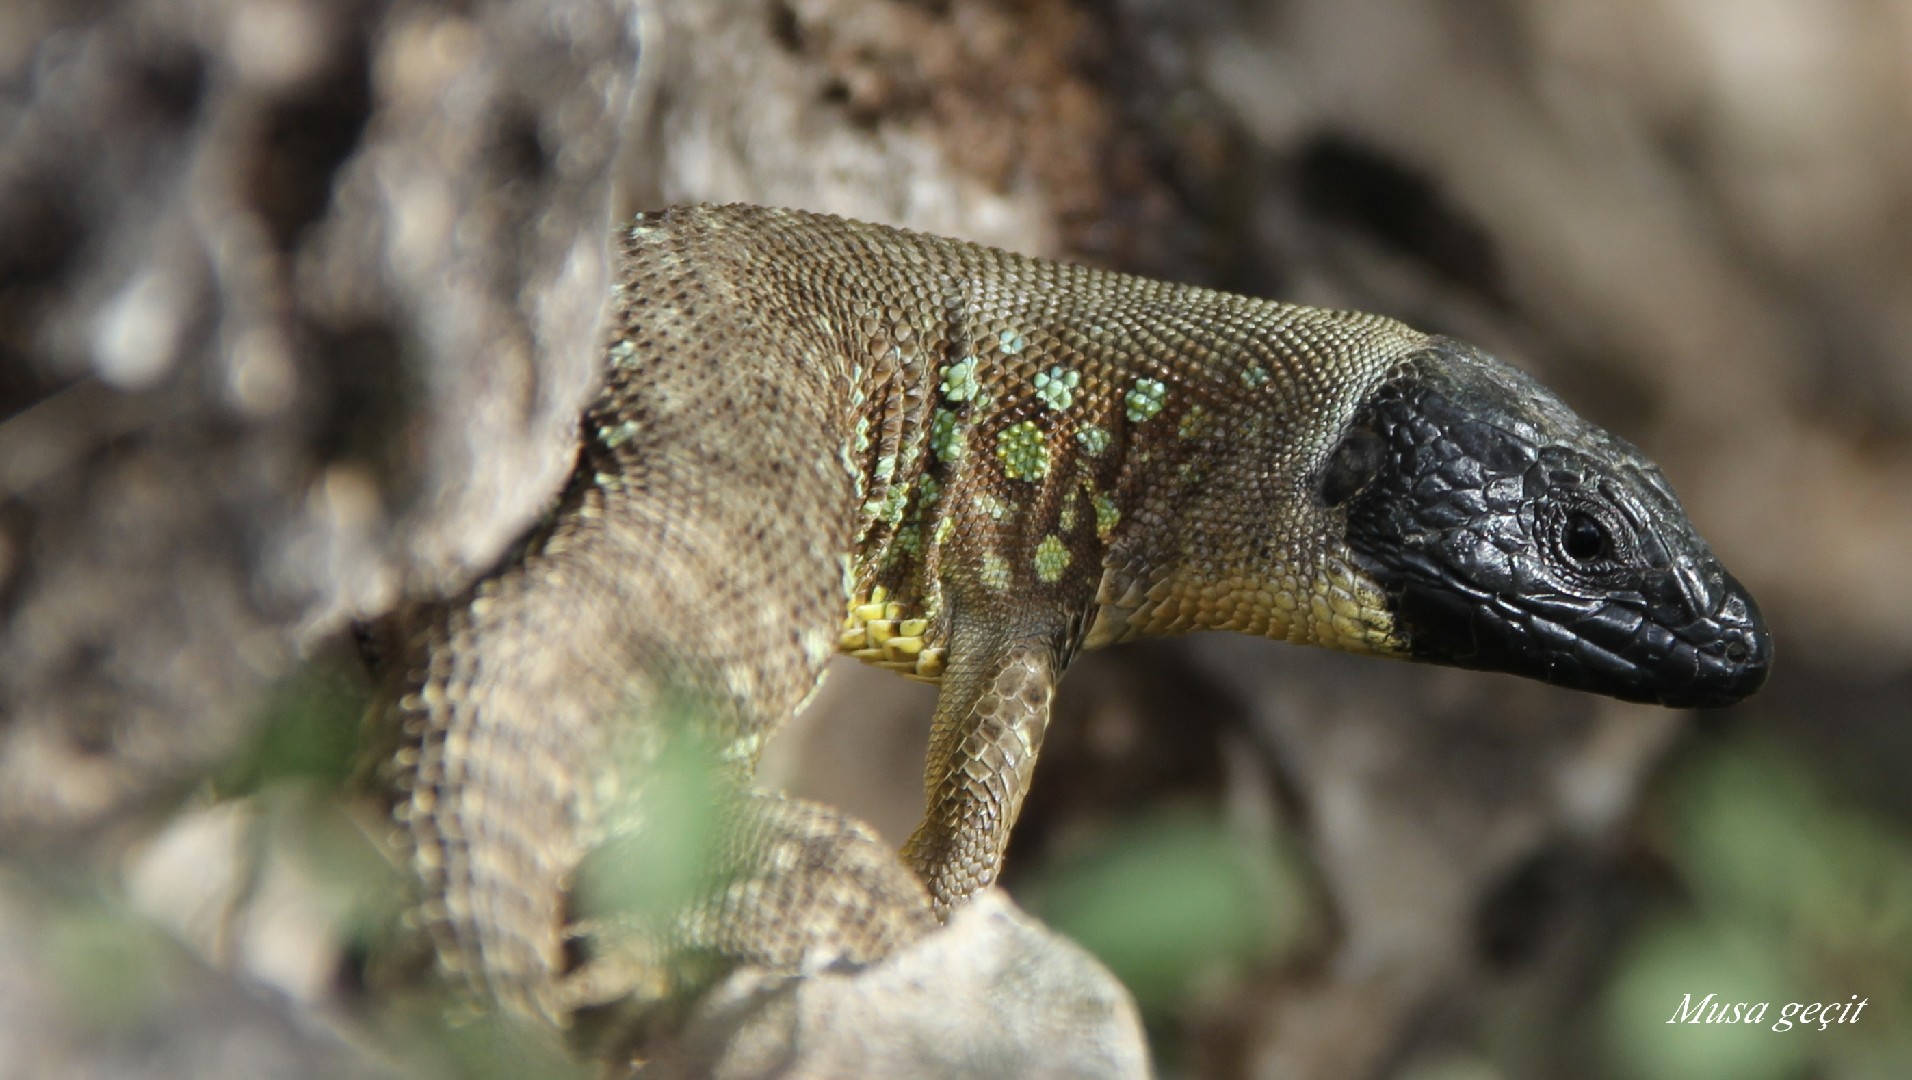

{"left": 366, "top": 204, "right": 1768, "bottom": 1035}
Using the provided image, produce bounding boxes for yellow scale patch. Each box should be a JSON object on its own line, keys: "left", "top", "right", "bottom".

{"left": 1188, "top": 562, "right": 1404, "bottom": 656}
{"left": 1309, "top": 563, "right": 1403, "bottom": 654}
{"left": 838, "top": 585, "right": 945, "bottom": 680}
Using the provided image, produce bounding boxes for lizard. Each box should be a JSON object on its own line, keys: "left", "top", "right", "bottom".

{"left": 362, "top": 203, "right": 1770, "bottom": 1044}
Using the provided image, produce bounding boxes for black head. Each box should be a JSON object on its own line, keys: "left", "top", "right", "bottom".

{"left": 1322, "top": 341, "right": 1770, "bottom": 707}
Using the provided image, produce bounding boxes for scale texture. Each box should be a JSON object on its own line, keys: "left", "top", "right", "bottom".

{"left": 364, "top": 204, "right": 1768, "bottom": 1036}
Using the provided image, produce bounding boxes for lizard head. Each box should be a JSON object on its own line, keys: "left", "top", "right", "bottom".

{"left": 1320, "top": 339, "right": 1770, "bottom": 708}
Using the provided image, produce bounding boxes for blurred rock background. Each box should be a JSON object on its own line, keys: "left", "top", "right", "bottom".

{"left": 3, "top": 0, "right": 1908, "bottom": 1077}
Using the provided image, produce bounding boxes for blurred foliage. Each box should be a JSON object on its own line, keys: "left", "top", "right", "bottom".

{"left": 42, "top": 894, "right": 182, "bottom": 1034}
{"left": 378, "top": 1004, "right": 590, "bottom": 1080}
{"left": 1602, "top": 737, "right": 1912, "bottom": 1080}
{"left": 573, "top": 732, "right": 728, "bottom": 925}
{"left": 219, "top": 659, "right": 590, "bottom": 1078}
{"left": 213, "top": 655, "right": 403, "bottom": 959}
{"left": 218, "top": 655, "right": 369, "bottom": 796}
{"left": 1398, "top": 1055, "right": 1510, "bottom": 1080}
{"left": 1024, "top": 804, "right": 1312, "bottom": 1013}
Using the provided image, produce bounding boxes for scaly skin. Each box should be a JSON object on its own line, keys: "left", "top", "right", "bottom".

{"left": 365, "top": 204, "right": 1769, "bottom": 1034}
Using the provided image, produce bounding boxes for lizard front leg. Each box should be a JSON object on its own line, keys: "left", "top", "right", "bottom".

{"left": 901, "top": 609, "right": 1074, "bottom": 916}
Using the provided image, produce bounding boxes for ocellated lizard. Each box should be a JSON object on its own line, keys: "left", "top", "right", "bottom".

{"left": 364, "top": 203, "right": 1769, "bottom": 1039}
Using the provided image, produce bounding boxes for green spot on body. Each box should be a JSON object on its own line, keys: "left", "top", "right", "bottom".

{"left": 998, "top": 329, "right": 1026, "bottom": 354}
{"left": 875, "top": 453, "right": 898, "bottom": 483}
{"left": 1241, "top": 365, "right": 1269, "bottom": 389}
{"left": 898, "top": 439, "right": 927, "bottom": 480}
{"left": 1093, "top": 493, "right": 1119, "bottom": 538}
{"left": 880, "top": 481, "right": 912, "bottom": 525}
{"left": 917, "top": 475, "right": 942, "bottom": 507}
{"left": 933, "top": 515, "right": 956, "bottom": 546}
{"left": 1034, "top": 535, "right": 1070, "bottom": 583}
{"left": 1178, "top": 403, "right": 1209, "bottom": 440}
{"left": 600, "top": 419, "right": 640, "bottom": 448}
{"left": 977, "top": 492, "right": 1013, "bottom": 521}
{"left": 1059, "top": 489, "right": 1079, "bottom": 531}
{"left": 1034, "top": 366, "right": 1079, "bottom": 411}
{"left": 930, "top": 408, "right": 964, "bottom": 463}
{"left": 853, "top": 416, "right": 873, "bottom": 454}
{"left": 940, "top": 357, "right": 982, "bottom": 402}
{"left": 996, "top": 420, "right": 1049, "bottom": 481}
{"left": 1077, "top": 425, "right": 1111, "bottom": 456}
{"left": 609, "top": 339, "right": 639, "bottom": 367}
{"left": 1125, "top": 378, "right": 1167, "bottom": 422}
{"left": 980, "top": 552, "right": 1013, "bottom": 591}
{"left": 893, "top": 525, "right": 922, "bottom": 556}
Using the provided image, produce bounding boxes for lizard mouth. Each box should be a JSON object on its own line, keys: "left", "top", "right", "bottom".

{"left": 1388, "top": 562, "right": 1770, "bottom": 707}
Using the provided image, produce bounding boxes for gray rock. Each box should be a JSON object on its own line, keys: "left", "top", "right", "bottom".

{"left": 640, "top": 890, "right": 1151, "bottom": 1080}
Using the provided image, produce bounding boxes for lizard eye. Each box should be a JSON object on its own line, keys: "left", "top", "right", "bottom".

{"left": 1562, "top": 511, "right": 1609, "bottom": 562}
{"left": 1321, "top": 426, "right": 1387, "bottom": 507}
{"left": 1552, "top": 505, "right": 1634, "bottom": 575}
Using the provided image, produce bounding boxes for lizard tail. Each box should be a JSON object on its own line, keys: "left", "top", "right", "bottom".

{"left": 369, "top": 543, "right": 631, "bottom": 1022}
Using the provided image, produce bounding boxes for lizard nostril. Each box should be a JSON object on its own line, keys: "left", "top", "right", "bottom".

{"left": 1725, "top": 638, "right": 1750, "bottom": 663}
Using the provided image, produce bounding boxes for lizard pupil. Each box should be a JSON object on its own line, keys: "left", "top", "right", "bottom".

{"left": 1562, "top": 511, "right": 1609, "bottom": 562}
